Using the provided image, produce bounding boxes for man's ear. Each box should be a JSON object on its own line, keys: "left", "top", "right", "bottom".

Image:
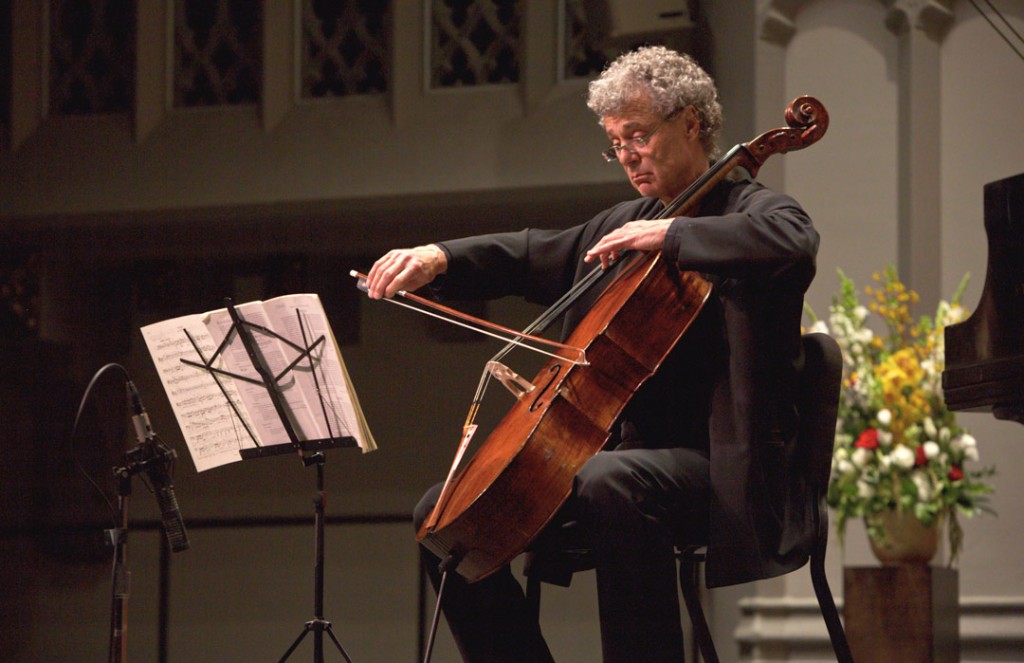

{"left": 683, "top": 105, "right": 701, "bottom": 140}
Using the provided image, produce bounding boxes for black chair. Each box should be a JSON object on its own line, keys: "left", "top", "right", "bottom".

{"left": 523, "top": 332, "right": 854, "bottom": 662}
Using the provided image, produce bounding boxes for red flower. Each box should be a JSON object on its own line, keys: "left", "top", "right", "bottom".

{"left": 949, "top": 466, "right": 964, "bottom": 481}
{"left": 855, "top": 429, "right": 879, "bottom": 450}
{"left": 915, "top": 445, "right": 928, "bottom": 466}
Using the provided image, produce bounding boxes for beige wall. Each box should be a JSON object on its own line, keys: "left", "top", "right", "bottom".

{"left": 2, "top": 1, "right": 1023, "bottom": 661}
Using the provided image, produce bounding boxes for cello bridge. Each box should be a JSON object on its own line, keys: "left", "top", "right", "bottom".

{"left": 486, "top": 361, "right": 536, "bottom": 399}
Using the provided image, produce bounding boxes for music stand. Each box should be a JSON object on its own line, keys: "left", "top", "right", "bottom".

{"left": 182, "top": 299, "right": 358, "bottom": 662}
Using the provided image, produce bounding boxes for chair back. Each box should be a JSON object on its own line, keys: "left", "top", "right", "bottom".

{"left": 796, "top": 332, "right": 844, "bottom": 525}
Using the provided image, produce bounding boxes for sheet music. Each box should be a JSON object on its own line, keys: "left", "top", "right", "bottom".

{"left": 262, "top": 293, "right": 375, "bottom": 452}
{"left": 141, "top": 294, "right": 376, "bottom": 472}
{"left": 140, "top": 315, "right": 256, "bottom": 471}
{"left": 203, "top": 301, "right": 326, "bottom": 445}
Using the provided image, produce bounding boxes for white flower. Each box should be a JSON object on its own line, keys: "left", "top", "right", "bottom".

{"left": 892, "top": 446, "right": 916, "bottom": 469}
{"left": 939, "top": 303, "right": 967, "bottom": 326}
{"left": 912, "top": 470, "right": 934, "bottom": 501}
{"left": 837, "top": 459, "right": 855, "bottom": 475}
{"left": 923, "top": 417, "right": 938, "bottom": 439}
{"left": 857, "top": 480, "right": 875, "bottom": 499}
{"left": 853, "top": 305, "right": 869, "bottom": 322}
{"left": 809, "top": 320, "right": 829, "bottom": 335}
{"left": 852, "top": 447, "right": 873, "bottom": 468}
{"left": 877, "top": 408, "right": 892, "bottom": 427}
{"left": 923, "top": 441, "right": 940, "bottom": 460}
{"left": 952, "top": 433, "right": 979, "bottom": 461}
{"left": 877, "top": 430, "right": 893, "bottom": 448}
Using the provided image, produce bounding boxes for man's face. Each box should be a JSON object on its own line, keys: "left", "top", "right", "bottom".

{"left": 601, "top": 102, "right": 708, "bottom": 204}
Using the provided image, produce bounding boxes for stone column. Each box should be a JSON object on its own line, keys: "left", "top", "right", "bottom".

{"left": 883, "top": 0, "right": 955, "bottom": 309}
{"left": 752, "top": 0, "right": 801, "bottom": 192}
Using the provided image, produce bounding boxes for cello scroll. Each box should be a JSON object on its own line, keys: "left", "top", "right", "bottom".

{"left": 742, "top": 95, "right": 829, "bottom": 176}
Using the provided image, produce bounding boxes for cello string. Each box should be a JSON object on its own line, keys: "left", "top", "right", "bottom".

{"left": 515, "top": 144, "right": 744, "bottom": 340}
{"left": 467, "top": 145, "right": 749, "bottom": 431}
{"left": 459, "top": 108, "right": 816, "bottom": 423}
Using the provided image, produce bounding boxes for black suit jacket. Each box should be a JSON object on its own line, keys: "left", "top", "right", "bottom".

{"left": 435, "top": 179, "right": 819, "bottom": 588}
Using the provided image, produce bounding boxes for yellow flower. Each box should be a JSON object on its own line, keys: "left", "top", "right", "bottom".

{"left": 807, "top": 267, "right": 994, "bottom": 564}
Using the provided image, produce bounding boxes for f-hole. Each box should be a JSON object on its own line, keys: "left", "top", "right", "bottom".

{"left": 529, "top": 364, "right": 562, "bottom": 412}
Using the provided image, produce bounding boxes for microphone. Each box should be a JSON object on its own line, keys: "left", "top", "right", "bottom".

{"left": 126, "top": 381, "right": 190, "bottom": 552}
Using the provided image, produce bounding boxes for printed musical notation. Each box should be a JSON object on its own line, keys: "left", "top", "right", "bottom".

{"left": 141, "top": 293, "right": 376, "bottom": 472}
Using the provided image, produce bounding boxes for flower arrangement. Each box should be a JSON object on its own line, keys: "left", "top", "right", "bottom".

{"left": 805, "top": 267, "right": 995, "bottom": 563}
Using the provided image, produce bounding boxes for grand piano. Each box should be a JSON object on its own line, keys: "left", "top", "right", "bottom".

{"left": 942, "top": 172, "right": 1024, "bottom": 424}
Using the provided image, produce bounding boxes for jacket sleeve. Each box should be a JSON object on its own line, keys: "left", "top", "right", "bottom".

{"left": 433, "top": 228, "right": 578, "bottom": 305}
{"left": 660, "top": 181, "right": 818, "bottom": 285}
{"left": 433, "top": 199, "right": 657, "bottom": 305}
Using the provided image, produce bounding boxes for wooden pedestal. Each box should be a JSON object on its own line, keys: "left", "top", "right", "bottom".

{"left": 844, "top": 565, "right": 959, "bottom": 663}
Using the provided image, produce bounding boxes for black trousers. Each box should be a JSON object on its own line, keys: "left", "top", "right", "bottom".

{"left": 414, "top": 446, "right": 710, "bottom": 663}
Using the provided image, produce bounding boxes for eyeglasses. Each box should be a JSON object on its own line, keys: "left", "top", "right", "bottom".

{"left": 601, "top": 110, "right": 680, "bottom": 163}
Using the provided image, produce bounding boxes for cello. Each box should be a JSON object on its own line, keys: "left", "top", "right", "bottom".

{"left": 361, "top": 96, "right": 828, "bottom": 584}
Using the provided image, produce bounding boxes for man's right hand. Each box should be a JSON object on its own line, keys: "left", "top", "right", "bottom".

{"left": 364, "top": 244, "right": 448, "bottom": 300}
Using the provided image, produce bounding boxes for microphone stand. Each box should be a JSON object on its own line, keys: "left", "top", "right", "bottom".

{"left": 107, "top": 463, "right": 132, "bottom": 663}
{"left": 105, "top": 438, "right": 180, "bottom": 663}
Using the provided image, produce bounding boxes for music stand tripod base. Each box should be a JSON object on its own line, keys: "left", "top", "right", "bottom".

{"left": 245, "top": 437, "right": 357, "bottom": 663}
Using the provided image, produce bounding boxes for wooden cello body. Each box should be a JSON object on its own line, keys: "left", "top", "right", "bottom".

{"left": 420, "top": 254, "right": 711, "bottom": 581}
{"left": 416, "top": 96, "right": 829, "bottom": 582}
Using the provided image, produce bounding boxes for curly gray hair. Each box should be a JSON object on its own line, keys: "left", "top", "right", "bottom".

{"left": 587, "top": 46, "right": 722, "bottom": 159}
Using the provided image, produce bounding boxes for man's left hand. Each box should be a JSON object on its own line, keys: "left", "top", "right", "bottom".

{"left": 584, "top": 218, "right": 674, "bottom": 269}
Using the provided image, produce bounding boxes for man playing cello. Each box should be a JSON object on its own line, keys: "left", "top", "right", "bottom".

{"left": 366, "top": 45, "right": 820, "bottom": 662}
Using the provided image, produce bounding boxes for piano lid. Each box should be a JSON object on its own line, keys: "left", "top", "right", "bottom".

{"left": 942, "top": 171, "right": 1024, "bottom": 423}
